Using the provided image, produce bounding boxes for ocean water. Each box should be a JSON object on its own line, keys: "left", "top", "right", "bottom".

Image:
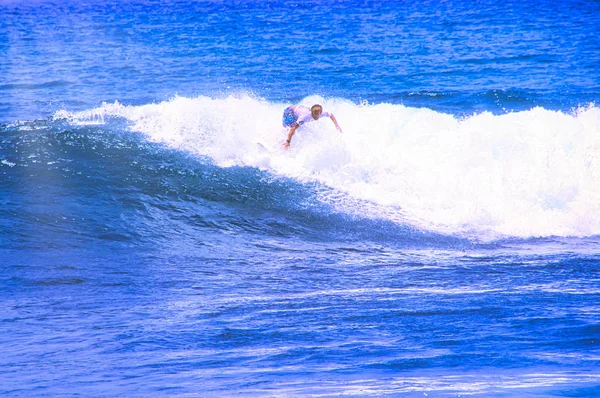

{"left": 1, "top": 0, "right": 600, "bottom": 396}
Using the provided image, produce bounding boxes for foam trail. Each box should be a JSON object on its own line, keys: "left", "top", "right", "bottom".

{"left": 57, "top": 95, "right": 600, "bottom": 240}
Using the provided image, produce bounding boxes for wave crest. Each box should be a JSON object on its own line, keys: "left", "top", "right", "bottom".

{"left": 56, "top": 96, "right": 600, "bottom": 239}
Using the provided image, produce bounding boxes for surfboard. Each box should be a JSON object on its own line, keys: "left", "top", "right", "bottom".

{"left": 256, "top": 142, "right": 270, "bottom": 153}
{"left": 256, "top": 142, "right": 285, "bottom": 155}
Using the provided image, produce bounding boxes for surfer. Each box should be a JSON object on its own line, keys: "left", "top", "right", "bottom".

{"left": 282, "top": 104, "right": 343, "bottom": 149}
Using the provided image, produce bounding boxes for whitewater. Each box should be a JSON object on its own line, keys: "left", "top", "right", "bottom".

{"left": 57, "top": 95, "right": 600, "bottom": 239}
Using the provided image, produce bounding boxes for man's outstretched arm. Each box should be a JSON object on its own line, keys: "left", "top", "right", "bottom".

{"left": 284, "top": 123, "right": 299, "bottom": 149}
{"left": 330, "top": 114, "right": 343, "bottom": 133}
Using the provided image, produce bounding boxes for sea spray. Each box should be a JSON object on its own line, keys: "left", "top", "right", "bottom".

{"left": 56, "top": 96, "right": 600, "bottom": 239}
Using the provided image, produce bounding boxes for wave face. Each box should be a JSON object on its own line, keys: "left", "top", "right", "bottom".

{"left": 55, "top": 95, "right": 600, "bottom": 240}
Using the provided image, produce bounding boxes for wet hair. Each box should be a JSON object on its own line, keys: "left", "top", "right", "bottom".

{"left": 311, "top": 104, "right": 323, "bottom": 119}
{"left": 311, "top": 104, "right": 323, "bottom": 113}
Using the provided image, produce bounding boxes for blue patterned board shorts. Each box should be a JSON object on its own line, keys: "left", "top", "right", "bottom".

{"left": 282, "top": 106, "right": 297, "bottom": 127}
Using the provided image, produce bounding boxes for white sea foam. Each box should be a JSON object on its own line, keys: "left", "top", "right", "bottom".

{"left": 57, "top": 95, "right": 600, "bottom": 240}
{"left": 1, "top": 159, "right": 16, "bottom": 167}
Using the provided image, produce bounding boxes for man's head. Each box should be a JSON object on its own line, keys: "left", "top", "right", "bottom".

{"left": 311, "top": 104, "right": 323, "bottom": 120}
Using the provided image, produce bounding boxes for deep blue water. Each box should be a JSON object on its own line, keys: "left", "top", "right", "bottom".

{"left": 1, "top": 0, "right": 600, "bottom": 396}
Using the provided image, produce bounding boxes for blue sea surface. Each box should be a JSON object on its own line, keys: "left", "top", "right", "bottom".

{"left": 1, "top": 0, "right": 600, "bottom": 396}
